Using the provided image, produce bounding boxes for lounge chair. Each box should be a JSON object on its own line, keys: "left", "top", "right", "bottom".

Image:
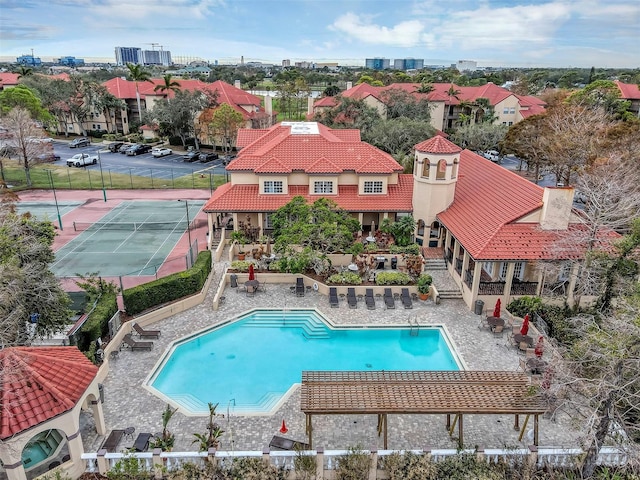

{"left": 401, "top": 288, "right": 413, "bottom": 309}
{"left": 347, "top": 288, "right": 357, "bottom": 309}
{"left": 269, "top": 435, "right": 310, "bottom": 451}
{"left": 133, "top": 323, "right": 160, "bottom": 339}
{"left": 384, "top": 288, "right": 395, "bottom": 309}
{"left": 329, "top": 287, "right": 339, "bottom": 308}
{"left": 101, "top": 429, "right": 125, "bottom": 452}
{"left": 122, "top": 334, "right": 153, "bottom": 351}
{"left": 133, "top": 433, "right": 152, "bottom": 452}
{"left": 296, "top": 277, "right": 305, "bottom": 297}
{"left": 365, "top": 288, "right": 375, "bottom": 310}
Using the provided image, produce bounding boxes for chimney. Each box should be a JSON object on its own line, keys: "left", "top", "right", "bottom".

{"left": 234, "top": 80, "right": 241, "bottom": 89}
{"left": 307, "top": 96, "right": 314, "bottom": 116}
{"left": 346, "top": 81, "right": 353, "bottom": 90}
{"left": 265, "top": 95, "right": 272, "bottom": 115}
{"left": 540, "top": 187, "right": 575, "bottom": 230}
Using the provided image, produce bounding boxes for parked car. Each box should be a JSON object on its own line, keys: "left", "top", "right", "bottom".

{"left": 69, "top": 137, "right": 89, "bottom": 148}
{"left": 37, "top": 152, "right": 61, "bottom": 162}
{"left": 481, "top": 150, "right": 501, "bottom": 162}
{"left": 118, "top": 144, "right": 131, "bottom": 154}
{"left": 222, "top": 154, "right": 236, "bottom": 165}
{"left": 152, "top": 147, "right": 173, "bottom": 158}
{"left": 198, "top": 152, "right": 219, "bottom": 162}
{"left": 125, "top": 144, "right": 152, "bottom": 156}
{"left": 182, "top": 150, "right": 201, "bottom": 162}
{"left": 108, "top": 142, "right": 125, "bottom": 153}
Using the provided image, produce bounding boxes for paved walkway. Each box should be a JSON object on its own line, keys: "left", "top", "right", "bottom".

{"left": 81, "top": 254, "right": 580, "bottom": 454}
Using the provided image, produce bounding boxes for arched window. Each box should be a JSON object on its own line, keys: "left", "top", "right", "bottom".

{"left": 422, "top": 159, "right": 430, "bottom": 178}
{"left": 452, "top": 158, "right": 459, "bottom": 178}
{"left": 436, "top": 159, "right": 447, "bottom": 180}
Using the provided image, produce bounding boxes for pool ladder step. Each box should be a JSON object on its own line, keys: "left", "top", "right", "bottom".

{"left": 243, "top": 316, "right": 331, "bottom": 339}
{"left": 228, "top": 392, "right": 282, "bottom": 414}
{"left": 166, "top": 393, "right": 210, "bottom": 414}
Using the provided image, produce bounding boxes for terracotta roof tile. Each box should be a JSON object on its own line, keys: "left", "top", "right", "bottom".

{"left": 204, "top": 174, "right": 414, "bottom": 213}
{"left": 306, "top": 157, "right": 343, "bottom": 174}
{"left": 414, "top": 136, "right": 462, "bottom": 154}
{"left": 0, "top": 347, "right": 98, "bottom": 439}
{"left": 254, "top": 156, "right": 292, "bottom": 174}
{"left": 615, "top": 80, "right": 640, "bottom": 100}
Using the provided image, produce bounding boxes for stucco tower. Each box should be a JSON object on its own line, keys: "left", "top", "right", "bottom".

{"left": 412, "top": 136, "right": 461, "bottom": 246}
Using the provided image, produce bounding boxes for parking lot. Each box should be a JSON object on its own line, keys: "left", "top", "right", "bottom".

{"left": 52, "top": 140, "right": 229, "bottom": 180}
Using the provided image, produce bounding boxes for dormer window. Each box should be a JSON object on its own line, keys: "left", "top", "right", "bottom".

{"left": 313, "top": 181, "right": 333, "bottom": 194}
{"left": 363, "top": 181, "right": 383, "bottom": 193}
{"left": 263, "top": 181, "right": 283, "bottom": 193}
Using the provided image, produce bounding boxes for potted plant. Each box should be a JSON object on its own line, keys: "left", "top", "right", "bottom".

{"left": 416, "top": 273, "right": 433, "bottom": 300}
{"left": 230, "top": 231, "right": 249, "bottom": 260}
{"left": 149, "top": 404, "right": 178, "bottom": 451}
{"left": 193, "top": 403, "right": 225, "bottom": 451}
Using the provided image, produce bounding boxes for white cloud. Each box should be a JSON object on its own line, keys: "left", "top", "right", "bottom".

{"left": 329, "top": 12, "right": 425, "bottom": 47}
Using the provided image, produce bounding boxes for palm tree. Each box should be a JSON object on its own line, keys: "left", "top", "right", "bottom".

{"left": 16, "top": 66, "right": 33, "bottom": 79}
{"left": 126, "top": 63, "right": 153, "bottom": 121}
{"left": 415, "top": 81, "right": 434, "bottom": 94}
{"left": 154, "top": 74, "right": 181, "bottom": 99}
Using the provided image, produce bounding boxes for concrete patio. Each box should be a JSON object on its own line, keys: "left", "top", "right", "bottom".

{"left": 80, "top": 257, "right": 581, "bottom": 455}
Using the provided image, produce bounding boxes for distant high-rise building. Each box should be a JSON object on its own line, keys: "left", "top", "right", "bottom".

{"left": 142, "top": 49, "right": 172, "bottom": 66}
{"left": 456, "top": 60, "right": 478, "bottom": 72}
{"left": 115, "top": 47, "right": 142, "bottom": 66}
{"left": 365, "top": 58, "right": 390, "bottom": 70}
{"left": 393, "top": 58, "right": 424, "bottom": 70}
{"left": 16, "top": 55, "right": 41, "bottom": 67}
{"left": 282, "top": 59, "right": 291, "bottom": 67}
{"left": 57, "top": 56, "right": 85, "bottom": 67}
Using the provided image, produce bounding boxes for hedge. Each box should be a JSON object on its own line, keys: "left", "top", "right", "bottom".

{"left": 76, "top": 291, "right": 118, "bottom": 352}
{"left": 123, "top": 250, "right": 212, "bottom": 316}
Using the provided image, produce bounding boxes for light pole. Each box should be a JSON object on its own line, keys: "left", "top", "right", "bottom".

{"left": 98, "top": 151, "right": 107, "bottom": 201}
{"left": 46, "top": 170, "right": 63, "bottom": 231}
{"left": 179, "top": 199, "right": 193, "bottom": 266}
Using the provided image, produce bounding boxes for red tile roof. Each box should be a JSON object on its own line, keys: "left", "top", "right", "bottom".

{"left": 0, "top": 347, "right": 98, "bottom": 439}
{"left": 204, "top": 173, "right": 414, "bottom": 213}
{"left": 0, "top": 73, "right": 20, "bottom": 89}
{"left": 615, "top": 80, "right": 640, "bottom": 100}
{"left": 228, "top": 122, "right": 401, "bottom": 175}
{"left": 435, "top": 150, "right": 606, "bottom": 261}
{"left": 415, "top": 136, "right": 462, "bottom": 154}
{"left": 314, "top": 96, "right": 339, "bottom": 107}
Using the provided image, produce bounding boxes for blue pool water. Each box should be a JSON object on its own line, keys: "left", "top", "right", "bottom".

{"left": 22, "top": 429, "right": 63, "bottom": 469}
{"left": 148, "top": 309, "right": 461, "bottom": 414}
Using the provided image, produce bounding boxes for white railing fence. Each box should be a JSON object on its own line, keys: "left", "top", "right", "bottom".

{"left": 81, "top": 445, "right": 629, "bottom": 479}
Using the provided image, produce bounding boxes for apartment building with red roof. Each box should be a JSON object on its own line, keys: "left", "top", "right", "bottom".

{"left": 0, "top": 72, "right": 20, "bottom": 91}
{"left": 0, "top": 346, "right": 105, "bottom": 480}
{"left": 313, "top": 82, "right": 546, "bottom": 132}
{"left": 614, "top": 80, "right": 640, "bottom": 117}
{"left": 205, "top": 122, "right": 605, "bottom": 310}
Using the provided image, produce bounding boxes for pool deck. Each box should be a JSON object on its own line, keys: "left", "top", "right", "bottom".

{"left": 83, "top": 255, "right": 581, "bottom": 453}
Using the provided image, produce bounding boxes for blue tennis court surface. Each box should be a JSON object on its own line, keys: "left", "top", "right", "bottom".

{"left": 51, "top": 200, "right": 204, "bottom": 277}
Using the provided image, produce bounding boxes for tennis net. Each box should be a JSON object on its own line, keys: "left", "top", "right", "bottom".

{"left": 73, "top": 221, "right": 189, "bottom": 232}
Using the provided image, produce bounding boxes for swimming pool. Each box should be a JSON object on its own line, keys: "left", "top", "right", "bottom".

{"left": 147, "top": 309, "right": 462, "bottom": 415}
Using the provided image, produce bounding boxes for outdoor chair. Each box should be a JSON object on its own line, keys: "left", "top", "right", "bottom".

{"left": 133, "top": 433, "right": 152, "bottom": 452}
{"left": 383, "top": 288, "right": 395, "bottom": 309}
{"left": 258, "top": 281, "right": 267, "bottom": 292}
{"left": 329, "top": 287, "right": 339, "bottom": 308}
{"left": 347, "top": 288, "right": 357, "bottom": 309}
{"left": 133, "top": 323, "right": 160, "bottom": 339}
{"left": 246, "top": 285, "right": 256, "bottom": 297}
{"left": 492, "top": 324, "right": 504, "bottom": 337}
{"left": 100, "top": 429, "right": 125, "bottom": 452}
{"left": 122, "top": 334, "right": 153, "bottom": 351}
{"left": 269, "top": 435, "right": 310, "bottom": 451}
{"left": 478, "top": 316, "right": 490, "bottom": 330}
{"left": 401, "top": 288, "right": 413, "bottom": 309}
{"left": 365, "top": 288, "right": 375, "bottom": 310}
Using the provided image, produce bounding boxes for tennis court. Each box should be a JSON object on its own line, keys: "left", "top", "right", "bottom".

{"left": 16, "top": 201, "right": 83, "bottom": 224}
{"left": 51, "top": 200, "right": 205, "bottom": 277}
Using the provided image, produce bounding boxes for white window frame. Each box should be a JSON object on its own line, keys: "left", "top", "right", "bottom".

{"left": 483, "top": 262, "right": 494, "bottom": 276}
{"left": 363, "top": 181, "right": 383, "bottom": 194}
{"left": 503, "top": 107, "right": 510, "bottom": 114}
{"left": 500, "top": 261, "right": 524, "bottom": 280}
{"left": 313, "top": 181, "right": 333, "bottom": 194}
{"left": 509, "top": 107, "right": 516, "bottom": 114}
{"left": 263, "top": 181, "right": 283, "bottom": 193}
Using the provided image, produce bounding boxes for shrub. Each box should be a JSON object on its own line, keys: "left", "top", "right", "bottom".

{"left": 390, "top": 244, "right": 421, "bottom": 255}
{"left": 327, "top": 272, "right": 362, "bottom": 285}
{"left": 335, "top": 447, "right": 370, "bottom": 480}
{"left": 76, "top": 291, "right": 118, "bottom": 353}
{"left": 417, "top": 273, "right": 433, "bottom": 294}
{"left": 382, "top": 451, "right": 437, "bottom": 480}
{"left": 507, "top": 296, "right": 544, "bottom": 318}
{"left": 507, "top": 296, "right": 576, "bottom": 345}
{"left": 375, "top": 271, "right": 412, "bottom": 286}
{"left": 122, "top": 250, "right": 211, "bottom": 316}
{"left": 230, "top": 260, "right": 251, "bottom": 272}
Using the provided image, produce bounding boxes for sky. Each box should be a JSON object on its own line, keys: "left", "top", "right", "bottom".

{"left": 1, "top": 0, "right": 639, "bottom": 68}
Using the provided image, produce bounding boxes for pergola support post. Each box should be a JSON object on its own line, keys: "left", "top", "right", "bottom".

{"left": 534, "top": 414, "right": 539, "bottom": 446}
{"left": 514, "top": 414, "right": 520, "bottom": 431}
{"left": 458, "top": 414, "right": 464, "bottom": 448}
{"left": 306, "top": 414, "right": 313, "bottom": 449}
{"left": 376, "top": 414, "right": 388, "bottom": 449}
{"left": 518, "top": 414, "right": 531, "bottom": 442}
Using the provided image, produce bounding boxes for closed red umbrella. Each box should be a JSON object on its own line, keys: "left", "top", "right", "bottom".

{"left": 249, "top": 263, "right": 255, "bottom": 281}
{"left": 493, "top": 299, "right": 501, "bottom": 318}
{"left": 520, "top": 314, "right": 530, "bottom": 336}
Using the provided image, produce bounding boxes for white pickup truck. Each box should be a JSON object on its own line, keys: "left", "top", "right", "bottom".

{"left": 66, "top": 153, "right": 98, "bottom": 167}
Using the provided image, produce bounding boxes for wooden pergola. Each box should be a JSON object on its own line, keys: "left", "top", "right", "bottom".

{"left": 300, "top": 371, "right": 547, "bottom": 449}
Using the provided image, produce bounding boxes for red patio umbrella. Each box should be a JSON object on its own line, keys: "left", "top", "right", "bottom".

{"left": 520, "top": 314, "right": 530, "bottom": 336}
{"left": 249, "top": 263, "right": 255, "bottom": 281}
{"left": 493, "top": 299, "right": 501, "bottom": 318}
{"left": 534, "top": 336, "right": 544, "bottom": 358}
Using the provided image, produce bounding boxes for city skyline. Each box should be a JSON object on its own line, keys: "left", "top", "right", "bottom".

{"left": 2, "top": 0, "right": 639, "bottom": 68}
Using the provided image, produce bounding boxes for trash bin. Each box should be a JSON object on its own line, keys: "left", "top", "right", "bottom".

{"left": 474, "top": 300, "right": 484, "bottom": 315}
{"left": 391, "top": 256, "right": 398, "bottom": 269}
{"left": 230, "top": 274, "right": 238, "bottom": 288}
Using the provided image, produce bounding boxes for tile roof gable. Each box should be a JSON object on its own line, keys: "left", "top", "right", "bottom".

{"left": 414, "top": 136, "right": 462, "bottom": 154}
{"left": 254, "top": 156, "right": 292, "bottom": 174}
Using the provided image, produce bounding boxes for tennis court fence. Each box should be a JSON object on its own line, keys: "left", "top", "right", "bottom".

{"left": 72, "top": 218, "right": 207, "bottom": 232}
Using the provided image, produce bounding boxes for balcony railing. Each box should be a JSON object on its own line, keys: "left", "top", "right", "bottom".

{"left": 510, "top": 281, "right": 538, "bottom": 296}
{"left": 478, "top": 281, "right": 506, "bottom": 295}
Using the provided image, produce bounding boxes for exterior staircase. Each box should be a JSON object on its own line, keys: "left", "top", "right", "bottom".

{"left": 424, "top": 258, "right": 447, "bottom": 271}
{"left": 424, "top": 258, "right": 464, "bottom": 300}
